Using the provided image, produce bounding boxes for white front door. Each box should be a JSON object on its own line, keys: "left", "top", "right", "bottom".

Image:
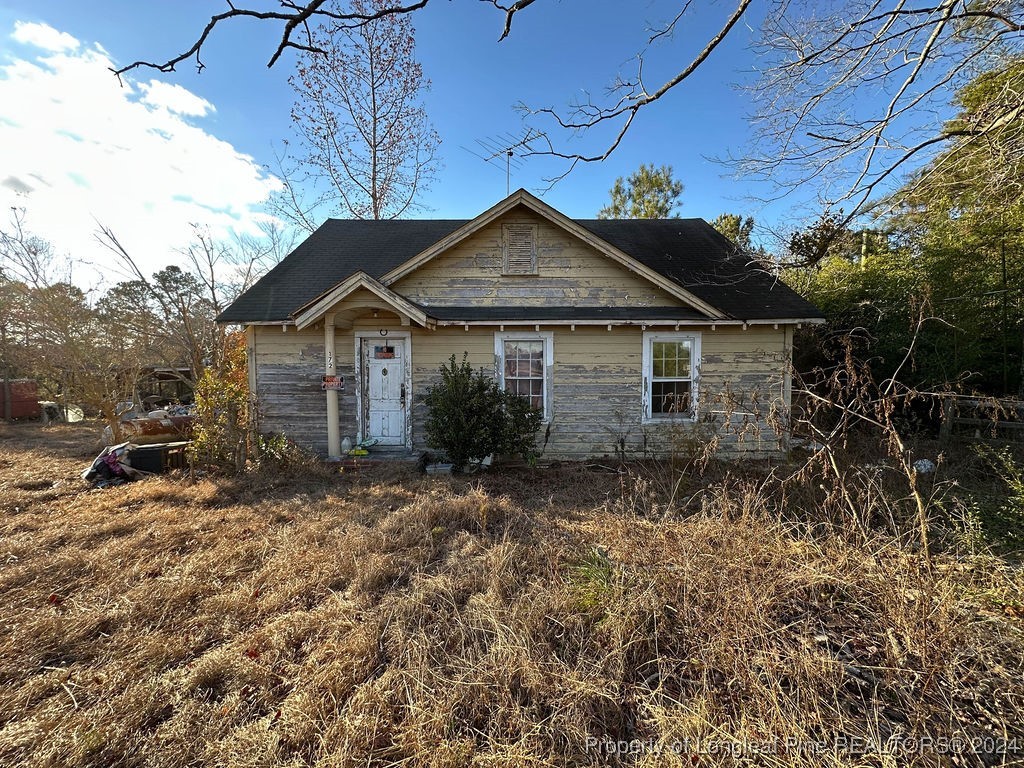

{"left": 363, "top": 338, "right": 406, "bottom": 445}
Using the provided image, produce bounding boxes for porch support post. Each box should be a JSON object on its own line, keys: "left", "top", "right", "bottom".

{"left": 324, "top": 312, "right": 341, "bottom": 459}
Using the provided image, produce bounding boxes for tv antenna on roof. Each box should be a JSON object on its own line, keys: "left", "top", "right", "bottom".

{"left": 461, "top": 130, "right": 541, "bottom": 195}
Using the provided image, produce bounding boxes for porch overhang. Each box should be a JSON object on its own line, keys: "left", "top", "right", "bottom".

{"left": 291, "top": 271, "right": 433, "bottom": 330}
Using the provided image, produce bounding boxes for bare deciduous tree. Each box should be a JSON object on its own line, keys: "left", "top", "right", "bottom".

{"left": 740, "top": 1, "right": 1024, "bottom": 229}
{"left": 0, "top": 208, "right": 61, "bottom": 290}
{"left": 96, "top": 222, "right": 290, "bottom": 380}
{"left": 1, "top": 213, "right": 144, "bottom": 435}
{"left": 269, "top": 0, "right": 440, "bottom": 225}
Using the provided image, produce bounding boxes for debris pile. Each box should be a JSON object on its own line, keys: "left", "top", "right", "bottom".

{"left": 81, "top": 443, "right": 153, "bottom": 488}
{"left": 102, "top": 404, "right": 196, "bottom": 446}
{"left": 81, "top": 441, "right": 190, "bottom": 488}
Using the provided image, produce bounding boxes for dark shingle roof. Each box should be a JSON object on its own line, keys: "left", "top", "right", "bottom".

{"left": 577, "top": 219, "right": 821, "bottom": 320}
{"left": 218, "top": 219, "right": 467, "bottom": 323}
{"left": 218, "top": 217, "right": 822, "bottom": 323}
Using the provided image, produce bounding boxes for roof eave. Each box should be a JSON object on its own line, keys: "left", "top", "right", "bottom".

{"left": 433, "top": 317, "right": 826, "bottom": 327}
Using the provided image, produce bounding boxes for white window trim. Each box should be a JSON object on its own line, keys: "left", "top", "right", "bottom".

{"left": 494, "top": 330, "right": 554, "bottom": 422}
{"left": 642, "top": 330, "right": 701, "bottom": 423}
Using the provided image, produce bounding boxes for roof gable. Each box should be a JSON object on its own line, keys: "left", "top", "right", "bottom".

{"left": 291, "top": 271, "right": 429, "bottom": 330}
{"left": 380, "top": 189, "right": 722, "bottom": 317}
{"left": 389, "top": 206, "right": 693, "bottom": 311}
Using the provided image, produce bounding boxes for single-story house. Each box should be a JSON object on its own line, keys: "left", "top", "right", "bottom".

{"left": 218, "top": 189, "right": 824, "bottom": 460}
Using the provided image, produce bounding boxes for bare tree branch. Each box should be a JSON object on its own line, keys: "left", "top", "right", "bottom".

{"left": 485, "top": 0, "right": 538, "bottom": 41}
{"left": 520, "top": 0, "right": 753, "bottom": 170}
{"left": 111, "top": 0, "right": 430, "bottom": 76}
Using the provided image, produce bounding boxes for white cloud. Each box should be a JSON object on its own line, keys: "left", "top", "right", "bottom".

{"left": 139, "top": 81, "right": 215, "bottom": 118}
{"left": 0, "top": 21, "right": 281, "bottom": 284}
{"left": 12, "top": 21, "right": 79, "bottom": 53}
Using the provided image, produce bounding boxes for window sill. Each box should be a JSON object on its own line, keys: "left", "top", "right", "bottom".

{"left": 642, "top": 414, "right": 698, "bottom": 426}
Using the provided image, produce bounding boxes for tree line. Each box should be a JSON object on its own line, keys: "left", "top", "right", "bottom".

{"left": 0, "top": 216, "right": 289, "bottom": 434}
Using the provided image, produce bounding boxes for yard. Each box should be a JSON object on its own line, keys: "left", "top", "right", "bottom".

{"left": 1, "top": 422, "right": 1023, "bottom": 767}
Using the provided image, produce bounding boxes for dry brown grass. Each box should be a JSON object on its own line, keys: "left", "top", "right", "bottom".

{"left": 1, "top": 422, "right": 1022, "bottom": 767}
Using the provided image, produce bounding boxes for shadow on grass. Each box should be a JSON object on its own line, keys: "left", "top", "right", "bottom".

{"left": 0, "top": 422, "right": 101, "bottom": 461}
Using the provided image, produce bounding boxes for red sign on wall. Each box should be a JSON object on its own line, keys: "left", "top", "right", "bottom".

{"left": 321, "top": 375, "right": 344, "bottom": 391}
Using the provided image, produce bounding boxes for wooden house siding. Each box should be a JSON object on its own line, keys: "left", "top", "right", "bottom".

{"left": 544, "top": 325, "right": 787, "bottom": 458}
{"left": 229, "top": 192, "right": 822, "bottom": 461}
{"left": 391, "top": 209, "right": 686, "bottom": 309}
{"left": 251, "top": 321, "right": 790, "bottom": 459}
{"left": 250, "top": 325, "right": 354, "bottom": 456}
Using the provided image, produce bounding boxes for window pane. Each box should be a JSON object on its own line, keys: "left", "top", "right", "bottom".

{"left": 503, "top": 339, "right": 545, "bottom": 413}
{"left": 651, "top": 380, "right": 692, "bottom": 415}
{"left": 651, "top": 340, "right": 690, "bottom": 380}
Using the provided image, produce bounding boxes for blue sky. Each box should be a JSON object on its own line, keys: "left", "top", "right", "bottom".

{"left": 0, "top": 1, "right": 804, "bottom": 279}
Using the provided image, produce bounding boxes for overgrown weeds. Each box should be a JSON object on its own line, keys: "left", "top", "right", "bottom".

{"left": 1, "top": 422, "right": 1022, "bottom": 767}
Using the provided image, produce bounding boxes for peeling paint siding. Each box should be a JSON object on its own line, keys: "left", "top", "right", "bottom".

{"left": 252, "top": 326, "right": 330, "bottom": 455}
{"left": 251, "top": 325, "right": 352, "bottom": 455}
{"left": 252, "top": 323, "right": 791, "bottom": 460}
{"left": 541, "top": 326, "right": 789, "bottom": 459}
{"left": 391, "top": 209, "right": 685, "bottom": 308}
{"left": 699, "top": 327, "right": 788, "bottom": 457}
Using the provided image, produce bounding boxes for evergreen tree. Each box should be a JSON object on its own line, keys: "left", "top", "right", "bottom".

{"left": 597, "top": 164, "right": 683, "bottom": 219}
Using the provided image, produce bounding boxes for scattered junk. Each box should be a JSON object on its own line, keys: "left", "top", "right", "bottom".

{"left": 123, "top": 441, "right": 190, "bottom": 473}
{"left": 422, "top": 452, "right": 491, "bottom": 475}
{"left": 82, "top": 441, "right": 191, "bottom": 488}
{"left": 912, "top": 458, "right": 937, "bottom": 474}
{"left": 0, "top": 379, "right": 41, "bottom": 420}
{"left": 939, "top": 396, "right": 1024, "bottom": 444}
{"left": 136, "top": 366, "right": 195, "bottom": 410}
{"left": 82, "top": 443, "right": 152, "bottom": 488}
{"left": 102, "top": 403, "right": 196, "bottom": 446}
{"left": 39, "top": 401, "right": 85, "bottom": 424}
{"left": 345, "top": 437, "right": 378, "bottom": 458}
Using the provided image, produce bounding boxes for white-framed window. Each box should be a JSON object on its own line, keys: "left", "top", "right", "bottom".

{"left": 642, "top": 331, "right": 700, "bottom": 421}
{"left": 502, "top": 223, "right": 538, "bottom": 275}
{"left": 494, "top": 331, "right": 553, "bottom": 420}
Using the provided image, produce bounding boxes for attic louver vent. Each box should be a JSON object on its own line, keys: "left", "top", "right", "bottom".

{"left": 503, "top": 223, "right": 537, "bottom": 274}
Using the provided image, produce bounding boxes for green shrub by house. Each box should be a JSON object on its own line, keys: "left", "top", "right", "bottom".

{"left": 423, "top": 354, "right": 542, "bottom": 471}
